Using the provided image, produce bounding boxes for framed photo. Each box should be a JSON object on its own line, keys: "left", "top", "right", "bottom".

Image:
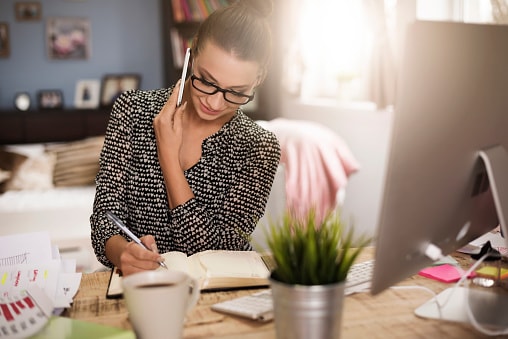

{"left": 100, "top": 74, "right": 141, "bottom": 107}
{"left": 0, "top": 23, "right": 9, "bottom": 58}
{"left": 38, "top": 90, "right": 64, "bottom": 110}
{"left": 74, "top": 79, "right": 100, "bottom": 109}
{"left": 46, "top": 17, "right": 91, "bottom": 60}
{"left": 15, "top": 2, "right": 42, "bottom": 21}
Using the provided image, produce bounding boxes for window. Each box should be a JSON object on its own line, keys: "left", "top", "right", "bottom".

{"left": 285, "top": 0, "right": 500, "bottom": 109}
{"left": 296, "top": 1, "right": 372, "bottom": 101}
{"left": 417, "top": 0, "right": 494, "bottom": 23}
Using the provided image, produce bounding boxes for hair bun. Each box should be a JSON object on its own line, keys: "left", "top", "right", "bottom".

{"left": 239, "top": 0, "right": 273, "bottom": 18}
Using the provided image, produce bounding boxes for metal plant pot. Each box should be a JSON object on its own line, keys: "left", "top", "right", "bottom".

{"left": 270, "top": 278, "right": 346, "bottom": 339}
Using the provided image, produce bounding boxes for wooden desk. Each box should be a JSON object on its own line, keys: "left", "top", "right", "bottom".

{"left": 63, "top": 249, "right": 505, "bottom": 338}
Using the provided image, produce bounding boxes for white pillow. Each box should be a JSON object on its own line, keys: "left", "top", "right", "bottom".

{"left": 4, "top": 143, "right": 47, "bottom": 158}
{"left": 5, "top": 152, "right": 56, "bottom": 191}
{"left": 0, "top": 169, "right": 11, "bottom": 184}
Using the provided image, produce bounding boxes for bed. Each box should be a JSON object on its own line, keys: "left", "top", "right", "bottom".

{"left": 0, "top": 110, "right": 359, "bottom": 271}
{"left": 0, "top": 109, "right": 109, "bottom": 272}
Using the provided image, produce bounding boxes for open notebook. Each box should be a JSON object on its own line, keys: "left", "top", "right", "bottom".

{"left": 106, "top": 250, "right": 272, "bottom": 298}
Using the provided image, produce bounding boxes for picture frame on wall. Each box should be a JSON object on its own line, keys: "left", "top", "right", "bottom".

{"left": 0, "top": 23, "right": 10, "bottom": 58}
{"left": 38, "top": 90, "right": 64, "bottom": 110}
{"left": 74, "top": 79, "right": 100, "bottom": 109}
{"left": 46, "top": 17, "right": 91, "bottom": 60}
{"left": 15, "top": 2, "right": 42, "bottom": 21}
{"left": 100, "top": 74, "right": 141, "bottom": 107}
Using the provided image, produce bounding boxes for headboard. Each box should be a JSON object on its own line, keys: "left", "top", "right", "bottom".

{"left": 0, "top": 109, "right": 110, "bottom": 145}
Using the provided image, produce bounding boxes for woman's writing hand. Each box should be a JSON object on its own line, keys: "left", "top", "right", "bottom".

{"left": 118, "top": 235, "right": 164, "bottom": 276}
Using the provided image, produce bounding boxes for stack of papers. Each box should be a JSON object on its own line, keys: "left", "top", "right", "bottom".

{"left": 468, "top": 229, "right": 508, "bottom": 256}
{"left": 0, "top": 231, "right": 82, "bottom": 338}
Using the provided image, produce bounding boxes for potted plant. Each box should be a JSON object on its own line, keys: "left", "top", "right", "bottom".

{"left": 266, "top": 208, "right": 371, "bottom": 339}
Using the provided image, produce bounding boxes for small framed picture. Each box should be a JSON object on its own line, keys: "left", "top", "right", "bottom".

{"left": 46, "top": 17, "right": 91, "bottom": 60}
{"left": 38, "top": 90, "right": 64, "bottom": 110}
{"left": 15, "top": 2, "right": 42, "bottom": 21}
{"left": 100, "top": 74, "right": 141, "bottom": 107}
{"left": 0, "top": 23, "right": 9, "bottom": 58}
{"left": 74, "top": 79, "right": 100, "bottom": 109}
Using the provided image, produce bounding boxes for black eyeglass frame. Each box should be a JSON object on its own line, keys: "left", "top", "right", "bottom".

{"left": 190, "top": 74, "right": 255, "bottom": 105}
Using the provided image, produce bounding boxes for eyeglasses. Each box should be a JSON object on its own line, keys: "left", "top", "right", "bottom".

{"left": 190, "top": 74, "right": 255, "bottom": 105}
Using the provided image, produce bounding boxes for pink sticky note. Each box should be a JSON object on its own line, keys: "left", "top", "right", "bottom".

{"left": 418, "top": 264, "right": 476, "bottom": 283}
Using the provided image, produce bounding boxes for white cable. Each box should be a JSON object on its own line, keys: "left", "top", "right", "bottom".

{"left": 375, "top": 243, "right": 508, "bottom": 335}
{"left": 465, "top": 295, "right": 508, "bottom": 336}
{"left": 430, "top": 252, "right": 486, "bottom": 321}
{"left": 414, "top": 244, "right": 508, "bottom": 336}
{"left": 402, "top": 246, "right": 508, "bottom": 336}
{"left": 421, "top": 243, "right": 482, "bottom": 306}
{"left": 462, "top": 254, "right": 508, "bottom": 336}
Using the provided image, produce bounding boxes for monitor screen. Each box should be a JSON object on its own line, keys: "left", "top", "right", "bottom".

{"left": 371, "top": 20, "right": 508, "bottom": 295}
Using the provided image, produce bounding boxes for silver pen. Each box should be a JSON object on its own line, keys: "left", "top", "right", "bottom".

{"left": 106, "top": 210, "right": 168, "bottom": 269}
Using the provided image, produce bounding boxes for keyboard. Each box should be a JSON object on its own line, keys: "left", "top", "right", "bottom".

{"left": 211, "top": 260, "right": 375, "bottom": 321}
{"left": 211, "top": 290, "right": 274, "bottom": 321}
{"left": 344, "top": 259, "right": 375, "bottom": 295}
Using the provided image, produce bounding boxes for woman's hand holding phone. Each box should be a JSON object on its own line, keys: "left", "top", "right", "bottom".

{"left": 153, "top": 47, "right": 194, "bottom": 208}
{"left": 154, "top": 48, "right": 191, "bottom": 153}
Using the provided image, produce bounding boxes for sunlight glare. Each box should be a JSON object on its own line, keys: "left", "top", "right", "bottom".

{"left": 298, "top": 0, "right": 372, "bottom": 98}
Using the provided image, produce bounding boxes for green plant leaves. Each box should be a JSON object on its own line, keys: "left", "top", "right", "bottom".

{"left": 266, "top": 208, "right": 372, "bottom": 285}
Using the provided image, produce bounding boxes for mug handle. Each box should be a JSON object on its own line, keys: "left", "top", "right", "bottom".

{"left": 186, "top": 277, "right": 201, "bottom": 313}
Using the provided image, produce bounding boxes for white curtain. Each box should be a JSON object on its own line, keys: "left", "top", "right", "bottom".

{"left": 363, "top": 0, "right": 397, "bottom": 109}
{"left": 491, "top": 0, "right": 508, "bottom": 23}
{"left": 280, "top": 0, "right": 397, "bottom": 108}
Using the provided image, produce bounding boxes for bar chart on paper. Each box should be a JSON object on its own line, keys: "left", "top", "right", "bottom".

{"left": 0, "top": 285, "right": 53, "bottom": 339}
{"left": 0, "top": 231, "right": 82, "bottom": 337}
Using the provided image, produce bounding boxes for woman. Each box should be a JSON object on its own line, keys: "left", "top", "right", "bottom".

{"left": 90, "top": 0, "right": 280, "bottom": 276}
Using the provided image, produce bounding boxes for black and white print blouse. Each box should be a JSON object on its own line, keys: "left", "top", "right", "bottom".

{"left": 90, "top": 88, "right": 281, "bottom": 268}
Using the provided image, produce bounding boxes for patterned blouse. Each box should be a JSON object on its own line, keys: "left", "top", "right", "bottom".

{"left": 90, "top": 88, "right": 281, "bottom": 268}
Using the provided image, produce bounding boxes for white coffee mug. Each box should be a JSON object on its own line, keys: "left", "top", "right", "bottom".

{"left": 122, "top": 270, "right": 200, "bottom": 339}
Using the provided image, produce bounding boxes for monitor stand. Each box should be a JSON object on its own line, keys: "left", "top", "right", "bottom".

{"left": 416, "top": 145, "right": 508, "bottom": 332}
{"left": 479, "top": 145, "right": 508, "bottom": 236}
{"left": 414, "top": 286, "right": 508, "bottom": 330}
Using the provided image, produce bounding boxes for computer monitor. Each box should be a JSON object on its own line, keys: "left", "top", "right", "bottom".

{"left": 371, "top": 20, "right": 508, "bottom": 296}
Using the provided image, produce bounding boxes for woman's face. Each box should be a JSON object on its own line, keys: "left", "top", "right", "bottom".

{"left": 188, "top": 41, "right": 261, "bottom": 122}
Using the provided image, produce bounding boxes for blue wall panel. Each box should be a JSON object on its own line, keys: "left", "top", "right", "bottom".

{"left": 0, "top": 0, "right": 163, "bottom": 110}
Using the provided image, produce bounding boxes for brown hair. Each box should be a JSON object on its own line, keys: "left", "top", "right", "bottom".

{"left": 191, "top": 0, "right": 273, "bottom": 80}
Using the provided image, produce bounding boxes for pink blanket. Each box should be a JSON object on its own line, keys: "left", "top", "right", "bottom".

{"left": 259, "top": 119, "right": 360, "bottom": 222}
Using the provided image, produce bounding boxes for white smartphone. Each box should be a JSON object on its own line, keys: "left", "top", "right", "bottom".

{"left": 177, "top": 48, "right": 191, "bottom": 107}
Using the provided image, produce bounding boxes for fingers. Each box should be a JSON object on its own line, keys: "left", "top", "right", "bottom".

{"left": 155, "top": 80, "right": 180, "bottom": 125}
{"left": 155, "top": 80, "right": 186, "bottom": 130}
{"left": 139, "top": 235, "right": 163, "bottom": 258}
{"left": 164, "top": 79, "right": 182, "bottom": 111}
{"left": 119, "top": 238, "right": 164, "bottom": 275}
{"left": 140, "top": 237, "right": 165, "bottom": 265}
{"left": 150, "top": 243, "right": 160, "bottom": 255}
{"left": 173, "top": 101, "right": 187, "bottom": 127}
{"left": 140, "top": 235, "right": 157, "bottom": 250}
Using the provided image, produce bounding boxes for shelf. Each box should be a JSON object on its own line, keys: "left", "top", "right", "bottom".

{"left": 163, "top": 0, "right": 231, "bottom": 81}
{"left": 161, "top": 0, "right": 272, "bottom": 120}
{"left": 0, "top": 109, "right": 110, "bottom": 145}
{"left": 171, "top": 0, "right": 231, "bottom": 23}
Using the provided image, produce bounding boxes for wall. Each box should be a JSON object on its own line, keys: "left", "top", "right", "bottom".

{"left": 280, "top": 96, "right": 394, "bottom": 238}
{"left": 0, "top": 0, "right": 163, "bottom": 110}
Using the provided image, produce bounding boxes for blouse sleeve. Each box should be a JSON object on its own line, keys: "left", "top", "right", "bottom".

{"left": 90, "top": 91, "right": 136, "bottom": 267}
{"left": 168, "top": 130, "right": 281, "bottom": 255}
